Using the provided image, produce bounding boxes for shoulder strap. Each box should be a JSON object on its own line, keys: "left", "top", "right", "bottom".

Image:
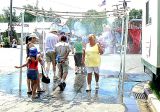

{"left": 41, "top": 66, "right": 44, "bottom": 76}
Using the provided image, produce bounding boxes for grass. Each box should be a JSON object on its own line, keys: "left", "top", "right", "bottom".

{"left": 149, "top": 81, "right": 160, "bottom": 100}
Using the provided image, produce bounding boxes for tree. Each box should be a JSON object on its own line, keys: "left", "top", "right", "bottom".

{"left": 2, "top": 8, "right": 19, "bottom": 22}
{"left": 0, "top": 14, "right": 5, "bottom": 22}
{"left": 81, "top": 10, "right": 107, "bottom": 35}
{"left": 23, "top": 5, "right": 36, "bottom": 22}
{"left": 66, "top": 18, "right": 78, "bottom": 30}
{"left": 129, "top": 9, "right": 142, "bottom": 20}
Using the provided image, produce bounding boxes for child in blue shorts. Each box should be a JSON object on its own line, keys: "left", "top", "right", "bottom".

{"left": 15, "top": 47, "right": 44, "bottom": 99}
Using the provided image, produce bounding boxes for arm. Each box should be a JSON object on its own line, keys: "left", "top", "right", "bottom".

{"left": 15, "top": 58, "right": 29, "bottom": 68}
{"left": 63, "top": 46, "right": 71, "bottom": 61}
{"left": 97, "top": 43, "right": 103, "bottom": 55}
{"left": 82, "top": 49, "right": 85, "bottom": 64}
{"left": 38, "top": 54, "right": 44, "bottom": 66}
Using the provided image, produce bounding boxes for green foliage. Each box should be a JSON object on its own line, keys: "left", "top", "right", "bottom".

{"left": 2, "top": 8, "right": 19, "bottom": 22}
{"left": 81, "top": 10, "right": 107, "bottom": 35}
{"left": 66, "top": 18, "right": 78, "bottom": 30}
{"left": 23, "top": 5, "right": 36, "bottom": 22}
{"left": 0, "top": 14, "right": 6, "bottom": 22}
{"left": 149, "top": 82, "right": 160, "bottom": 100}
{"left": 112, "top": 18, "right": 122, "bottom": 29}
{"left": 129, "top": 9, "right": 142, "bottom": 20}
{"left": 2, "top": 29, "right": 18, "bottom": 44}
{"left": 2, "top": 37, "right": 10, "bottom": 47}
{"left": 66, "top": 10, "right": 108, "bottom": 35}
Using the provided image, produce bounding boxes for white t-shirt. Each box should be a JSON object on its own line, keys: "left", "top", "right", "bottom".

{"left": 55, "top": 42, "right": 70, "bottom": 61}
{"left": 45, "top": 33, "right": 59, "bottom": 53}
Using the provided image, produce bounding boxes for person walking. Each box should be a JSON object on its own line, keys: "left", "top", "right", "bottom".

{"left": 55, "top": 35, "right": 70, "bottom": 91}
{"left": 73, "top": 37, "right": 83, "bottom": 74}
{"left": 45, "top": 28, "right": 59, "bottom": 80}
{"left": 15, "top": 47, "right": 44, "bottom": 99}
{"left": 82, "top": 34, "right": 103, "bottom": 91}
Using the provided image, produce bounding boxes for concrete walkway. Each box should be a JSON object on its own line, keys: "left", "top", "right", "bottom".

{"left": 0, "top": 91, "right": 125, "bottom": 112}
{"left": 0, "top": 47, "right": 152, "bottom": 112}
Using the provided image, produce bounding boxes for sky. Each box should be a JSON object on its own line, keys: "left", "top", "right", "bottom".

{"left": 0, "top": 0, "right": 144, "bottom": 14}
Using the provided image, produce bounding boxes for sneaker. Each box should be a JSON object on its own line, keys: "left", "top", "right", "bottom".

{"left": 37, "top": 90, "right": 45, "bottom": 94}
{"left": 86, "top": 85, "right": 91, "bottom": 91}
{"left": 95, "top": 83, "right": 99, "bottom": 89}
{"left": 62, "top": 82, "right": 66, "bottom": 89}
{"left": 58, "top": 82, "right": 64, "bottom": 91}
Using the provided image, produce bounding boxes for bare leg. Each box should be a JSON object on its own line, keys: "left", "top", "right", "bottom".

{"left": 94, "top": 72, "right": 99, "bottom": 89}
{"left": 37, "top": 74, "right": 43, "bottom": 91}
{"left": 86, "top": 73, "right": 92, "bottom": 90}
{"left": 32, "top": 80, "right": 38, "bottom": 98}
{"left": 27, "top": 79, "right": 31, "bottom": 92}
{"left": 62, "top": 72, "right": 68, "bottom": 81}
{"left": 87, "top": 73, "right": 92, "bottom": 85}
{"left": 57, "top": 64, "right": 63, "bottom": 80}
{"left": 52, "top": 60, "right": 56, "bottom": 78}
{"left": 46, "top": 62, "right": 51, "bottom": 77}
{"left": 94, "top": 72, "right": 99, "bottom": 82}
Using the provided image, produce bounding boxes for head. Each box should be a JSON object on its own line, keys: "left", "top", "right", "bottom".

{"left": 61, "top": 35, "right": 67, "bottom": 42}
{"left": 88, "top": 34, "right": 96, "bottom": 45}
{"left": 60, "top": 32, "right": 65, "bottom": 36}
{"left": 50, "top": 27, "right": 58, "bottom": 34}
{"left": 26, "top": 36, "right": 31, "bottom": 44}
{"left": 29, "top": 47, "right": 38, "bottom": 57}
{"left": 29, "top": 33, "right": 38, "bottom": 43}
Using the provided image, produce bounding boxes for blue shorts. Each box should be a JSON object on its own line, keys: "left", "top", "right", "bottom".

{"left": 27, "top": 69, "right": 38, "bottom": 80}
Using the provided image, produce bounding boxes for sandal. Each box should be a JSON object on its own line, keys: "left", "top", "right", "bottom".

{"left": 32, "top": 96, "right": 39, "bottom": 99}
{"left": 37, "top": 90, "right": 45, "bottom": 93}
{"left": 27, "top": 91, "right": 32, "bottom": 95}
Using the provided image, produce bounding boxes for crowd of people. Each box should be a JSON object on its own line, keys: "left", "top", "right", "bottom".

{"left": 15, "top": 27, "right": 104, "bottom": 100}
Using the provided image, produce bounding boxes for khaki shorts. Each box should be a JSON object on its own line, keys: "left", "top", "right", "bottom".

{"left": 45, "top": 51, "right": 56, "bottom": 63}
{"left": 57, "top": 60, "right": 69, "bottom": 74}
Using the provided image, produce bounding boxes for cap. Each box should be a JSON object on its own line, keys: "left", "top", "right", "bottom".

{"left": 29, "top": 47, "right": 38, "bottom": 57}
{"left": 29, "top": 33, "right": 38, "bottom": 39}
{"left": 50, "top": 26, "right": 58, "bottom": 32}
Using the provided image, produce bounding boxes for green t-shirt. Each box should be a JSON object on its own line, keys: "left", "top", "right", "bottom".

{"left": 74, "top": 42, "right": 83, "bottom": 53}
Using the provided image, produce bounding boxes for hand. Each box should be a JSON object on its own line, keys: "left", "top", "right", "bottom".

{"left": 97, "top": 44, "right": 103, "bottom": 55}
{"left": 15, "top": 66, "right": 19, "bottom": 68}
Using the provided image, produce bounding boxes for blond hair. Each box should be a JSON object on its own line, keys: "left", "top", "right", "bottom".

{"left": 88, "top": 34, "right": 96, "bottom": 40}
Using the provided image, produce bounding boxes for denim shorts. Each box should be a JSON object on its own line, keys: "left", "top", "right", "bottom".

{"left": 27, "top": 69, "right": 38, "bottom": 80}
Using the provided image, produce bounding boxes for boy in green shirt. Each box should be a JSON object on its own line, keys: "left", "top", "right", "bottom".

{"left": 74, "top": 37, "right": 83, "bottom": 74}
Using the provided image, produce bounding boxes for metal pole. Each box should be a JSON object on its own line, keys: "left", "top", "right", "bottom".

{"left": 35, "top": 0, "right": 38, "bottom": 39}
{"left": 19, "top": 10, "right": 24, "bottom": 91}
{"left": 10, "top": 0, "right": 13, "bottom": 44}
{"left": 121, "top": 13, "right": 129, "bottom": 104}
{"left": 119, "top": 16, "right": 125, "bottom": 103}
{"left": 42, "top": 17, "right": 45, "bottom": 53}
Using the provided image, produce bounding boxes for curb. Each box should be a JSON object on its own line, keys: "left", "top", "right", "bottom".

{"left": 144, "top": 84, "right": 160, "bottom": 112}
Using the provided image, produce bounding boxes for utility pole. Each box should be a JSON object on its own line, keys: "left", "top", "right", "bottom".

{"left": 36, "top": 0, "right": 39, "bottom": 22}
{"left": 118, "top": 0, "right": 130, "bottom": 104}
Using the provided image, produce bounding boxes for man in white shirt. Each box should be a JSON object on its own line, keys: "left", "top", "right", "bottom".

{"left": 45, "top": 28, "right": 59, "bottom": 80}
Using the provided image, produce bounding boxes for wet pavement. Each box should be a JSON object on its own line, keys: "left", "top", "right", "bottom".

{"left": 0, "top": 48, "right": 152, "bottom": 112}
